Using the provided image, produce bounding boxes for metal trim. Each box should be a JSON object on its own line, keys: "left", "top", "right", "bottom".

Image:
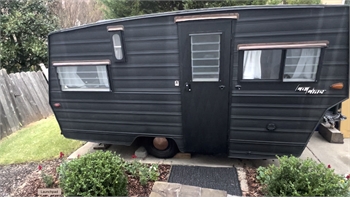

{"left": 52, "top": 60, "right": 111, "bottom": 66}
{"left": 107, "top": 25, "right": 124, "bottom": 31}
{"left": 237, "top": 41, "right": 329, "bottom": 50}
{"left": 174, "top": 13, "right": 239, "bottom": 23}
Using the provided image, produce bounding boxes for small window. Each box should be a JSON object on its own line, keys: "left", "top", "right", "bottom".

{"left": 191, "top": 33, "right": 221, "bottom": 82}
{"left": 283, "top": 48, "right": 320, "bottom": 82}
{"left": 243, "top": 50, "right": 282, "bottom": 80}
{"left": 57, "top": 65, "right": 110, "bottom": 91}
{"left": 112, "top": 34, "right": 123, "bottom": 60}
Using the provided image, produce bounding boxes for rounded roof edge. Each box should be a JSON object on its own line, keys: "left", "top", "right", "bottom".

{"left": 49, "top": 4, "right": 344, "bottom": 35}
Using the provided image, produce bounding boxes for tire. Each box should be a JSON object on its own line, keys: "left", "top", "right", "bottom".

{"left": 144, "top": 138, "right": 178, "bottom": 158}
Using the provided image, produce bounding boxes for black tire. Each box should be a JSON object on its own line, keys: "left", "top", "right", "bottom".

{"left": 144, "top": 138, "right": 178, "bottom": 158}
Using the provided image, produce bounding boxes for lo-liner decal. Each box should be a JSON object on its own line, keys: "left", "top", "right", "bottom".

{"left": 295, "top": 84, "right": 326, "bottom": 95}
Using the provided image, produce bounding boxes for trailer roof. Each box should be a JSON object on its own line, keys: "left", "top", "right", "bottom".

{"left": 49, "top": 4, "right": 347, "bottom": 35}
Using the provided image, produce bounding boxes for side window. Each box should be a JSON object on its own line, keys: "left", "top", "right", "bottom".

{"left": 107, "top": 25, "right": 125, "bottom": 62}
{"left": 239, "top": 41, "right": 327, "bottom": 82}
{"left": 112, "top": 34, "right": 123, "bottom": 60}
{"left": 283, "top": 48, "right": 321, "bottom": 82}
{"left": 191, "top": 33, "right": 221, "bottom": 82}
{"left": 54, "top": 61, "right": 110, "bottom": 92}
{"left": 243, "top": 50, "right": 282, "bottom": 80}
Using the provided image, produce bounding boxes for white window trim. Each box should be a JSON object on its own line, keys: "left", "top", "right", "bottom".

{"left": 54, "top": 60, "right": 111, "bottom": 92}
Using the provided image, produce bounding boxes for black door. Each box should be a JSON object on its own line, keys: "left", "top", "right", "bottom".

{"left": 178, "top": 20, "right": 232, "bottom": 154}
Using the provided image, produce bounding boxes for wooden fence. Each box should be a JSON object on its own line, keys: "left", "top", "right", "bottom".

{"left": 0, "top": 69, "right": 52, "bottom": 140}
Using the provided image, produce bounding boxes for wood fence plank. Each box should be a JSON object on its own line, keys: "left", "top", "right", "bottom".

{"left": 37, "top": 71, "right": 49, "bottom": 93}
{"left": 33, "top": 71, "right": 52, "bottom": 115}
{"left": 26, "top": 72, "right": 49, "bottom": 118}
{"left": 0, "top": 69, "right": 20, "bottom": 132}
{"left": 3, "top": 71, "right": 25, "bottom": 127}
{"left": 9, "top": 73, "right": 33, "bottom": 125}
{"left": 15, "top": 73, "right": 42, "bottom": 122}
{"left": 0, "top": 103, "right": 3, "bottom": 139}
{"left": 27, "top": 72, "right": 50, "bottom": 118}
{"left": 0, "top": 103, "right": 11, "bottom": 140}
{"left": 20, "top": 72, "right": 46, "bottom": 119}
{"left": 1, "top": 70, "right": 21, "bottom": 129}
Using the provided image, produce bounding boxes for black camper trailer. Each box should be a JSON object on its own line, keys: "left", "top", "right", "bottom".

{"left": 48, "top": 5, "right": 349, "bottom": 159}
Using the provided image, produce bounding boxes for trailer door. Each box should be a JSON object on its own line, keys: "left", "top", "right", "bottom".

{"left": 178, "top": 19, "right": 233, "bottom": 154}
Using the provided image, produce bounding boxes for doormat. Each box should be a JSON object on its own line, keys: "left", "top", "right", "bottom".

{"left": 168, "top": 165, "right": 242, "bottom": 196}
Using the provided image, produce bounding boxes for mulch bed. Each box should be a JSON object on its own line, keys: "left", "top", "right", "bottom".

{"left": 0, "top": 159, "right": 171, "bottom": 197}
{"left": 244, "top": 166, "right": 264, "bottom": 197}
{"left": 1, "top": 159, "right": 262, "bottom": 196}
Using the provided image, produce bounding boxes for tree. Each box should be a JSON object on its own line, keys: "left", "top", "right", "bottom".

{"left": 49, "top": 0, "right": 104, "bottom": 29}
{"left": 99, "top": 0, "right": 269, "bottom": 19}
{"left": 0, "top": 0, "right": 58, "bottom": 73}
{"left": 100, "top": 0, "right": 325, "bottom": 19}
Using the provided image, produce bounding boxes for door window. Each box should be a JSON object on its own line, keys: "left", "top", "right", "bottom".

{"left": 191, "top": 33, "right": 221, "bottom": 82}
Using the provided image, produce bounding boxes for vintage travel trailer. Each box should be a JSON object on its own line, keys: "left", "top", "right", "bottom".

{"left": 48, "top": 5, "right": 349, "bottom": 159}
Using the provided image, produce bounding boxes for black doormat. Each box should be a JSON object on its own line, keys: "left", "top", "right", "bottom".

{"left": 168, "top": 165, "right": 242, "bottom": 196}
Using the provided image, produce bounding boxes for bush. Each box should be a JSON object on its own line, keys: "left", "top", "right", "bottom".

{"left": 124, "top": 160, "right": 159, "bottom": 185}
{"left": 58, "top": 151, "right": 128, "bottom": 196}
{"left": 257, "top": 155, "right": 350, "bottom": 196}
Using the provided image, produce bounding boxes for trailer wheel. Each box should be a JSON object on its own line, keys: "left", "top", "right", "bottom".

{"left": 144, "top": 137, "right": 178, "bottom": 158}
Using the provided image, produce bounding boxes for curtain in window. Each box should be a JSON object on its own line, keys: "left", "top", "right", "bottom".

{"left": 57, "top": 66, "right": 85, "bottom": 87}
{"left": 96, "top": 66, "right": 109, "bottom": 87}
{"left": 243, "top": 50, "right": 262, "bottom": 79}
{"left": 289, "top": 48, "right": 320, "bottom": 79}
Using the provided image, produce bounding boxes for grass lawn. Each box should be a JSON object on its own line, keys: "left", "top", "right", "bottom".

{"left": 0, "top": 116, "right": 84, "bottom": 165}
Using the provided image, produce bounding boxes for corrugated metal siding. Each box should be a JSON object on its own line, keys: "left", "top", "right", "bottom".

{"left": 49, "top": 16, "right": 183, "bottom": 148}
{"left": 229, "top": 6, "right": 349, "bottom": 158}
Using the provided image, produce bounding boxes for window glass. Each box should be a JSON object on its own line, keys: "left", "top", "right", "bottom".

{"left": 243, "top": 50, "right": 282, "bottom": 80}
{"left": 283, "top": 48, "right": 320, "bottom": 82}
{"left": 112, "top": 34, "right": 123, "bottom": 60}
{"left": 191, "top": 34, "right": 220, "bottom": 82}
{"left": 57, "top": 65, "right": 110, "bottom": 91}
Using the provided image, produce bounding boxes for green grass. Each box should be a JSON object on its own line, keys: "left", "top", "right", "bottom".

{"left": 0, "top": 116, "right": 84, "bottom": 165}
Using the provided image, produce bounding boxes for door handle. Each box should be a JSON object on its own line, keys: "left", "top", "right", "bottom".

{"left": 219, "top": 85, "right": 225, "bottom": 90}
{"left": 185, "top": 82, "right": 191, "bottom": 92}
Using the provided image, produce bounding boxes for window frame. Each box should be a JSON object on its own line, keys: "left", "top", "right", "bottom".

{"left": 52, "top": 60, "right": 112, "bottom": 92}
{"left": 190, "top": 32, "right": 222, "bottom": 82}
{"left": 107, "top": 25, "right": 126, "bottom": 62}
{"left": 238, "top": 41, "right": 328, "bottom": 83}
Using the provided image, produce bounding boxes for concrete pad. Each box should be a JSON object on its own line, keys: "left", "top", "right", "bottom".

{"left": 305, "top": 132, "right": 350, "bottom": 175}
{"left": 67, "top": 142, "right": 97, "bottom": 160}
{"left": 299, "top": 145, "right": 320, "bottom": 163}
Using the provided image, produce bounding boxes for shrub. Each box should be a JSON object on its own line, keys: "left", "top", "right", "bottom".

{"left": 257, "top": 155, "right": 350, "bottom": 196}
{"left": 58, "top": 151, "right": 128, "bottom": 196}
{"left": 124, "top": 161, "right": 159, "bottom": 185}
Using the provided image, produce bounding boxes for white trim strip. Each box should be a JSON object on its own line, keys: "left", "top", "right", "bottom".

{"left": 175, "top": 13, "right": 239, "bottom": 23}
{"left": 238, "top": 41, "right": 329, "bottom": 50}
{"left": 107, "top": 25, "right": 124, "bottom": 32}
{"left": 52, "top": 60, "right": 111, "bottom": 66}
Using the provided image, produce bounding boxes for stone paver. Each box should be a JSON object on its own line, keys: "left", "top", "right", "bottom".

{"left": 179, "top": 185, "right": 201, "bottom": 197}
{"left": 135, "top": 146, "right": 147, "bottom": 158}
{"left": 201, "top": 188, "right": 227, "bottom": 197}
{"left": 150, "top": 182, "right": 227, "bottom": 197}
